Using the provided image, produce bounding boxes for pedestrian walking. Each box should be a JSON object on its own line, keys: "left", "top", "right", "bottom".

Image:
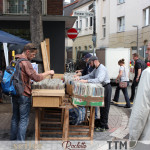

{"left": 113, "top": 59, "right": 130, "bottom": 108}
{"left": 10, "top": 43, "right": 54, "bottom": 141}
{"left": 130, "top": 53, "right": 146, "bottom": 102}
{"left": 76, "top": 56, "right": 112, "bottom": 132}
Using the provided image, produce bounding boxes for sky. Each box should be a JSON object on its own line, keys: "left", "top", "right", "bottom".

{"left": 65, "top": 0, "right": 70, "bottom": 2}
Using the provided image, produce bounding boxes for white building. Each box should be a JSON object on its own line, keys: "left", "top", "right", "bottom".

{"left": 72, "top": 0, "right": 94, "bottom": 60}
{"left": 97, "top": 0, "right": 150, "bottom": 58}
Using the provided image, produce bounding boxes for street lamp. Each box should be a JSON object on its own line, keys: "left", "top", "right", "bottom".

{"left": 132, "top": 25, "right": 139, "bottom": 54}
{"left": 92, "top": 0, "right": 96, "bottom": 56}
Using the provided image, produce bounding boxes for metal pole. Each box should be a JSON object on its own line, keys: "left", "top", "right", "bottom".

{"left": 137, "top": 26, "right": 139, "bottom": 55}
{"left": 92, "top": 0, "right": 96, "bottom": 56}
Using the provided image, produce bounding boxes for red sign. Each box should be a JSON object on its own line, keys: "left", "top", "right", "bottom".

{"left": 67, "top": 28, "right": 78, "bottom": 39}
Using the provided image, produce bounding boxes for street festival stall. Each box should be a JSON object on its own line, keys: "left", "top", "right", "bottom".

{"left": 32, "top": 40, "right": 104, "bottom": 141}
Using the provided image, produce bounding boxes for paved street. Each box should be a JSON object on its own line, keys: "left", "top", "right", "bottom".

{"left": 0, "top": 84, "right": 133, "bottom": 150}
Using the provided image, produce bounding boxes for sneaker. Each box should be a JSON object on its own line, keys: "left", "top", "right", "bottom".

{"left": 95, "top": 127, "right": 106, "bottom": 132}
{"left": 112, "top": 99, "right": 118, "bottom": 103}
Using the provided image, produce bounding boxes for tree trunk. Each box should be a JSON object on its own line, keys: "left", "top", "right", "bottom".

{"left": 30, "top": 0, "right": 44, "bottom": 72}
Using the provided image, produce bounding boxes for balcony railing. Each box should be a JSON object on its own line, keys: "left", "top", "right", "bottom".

{"left": 3, "top": 0, "right": 47, "bottom": 15}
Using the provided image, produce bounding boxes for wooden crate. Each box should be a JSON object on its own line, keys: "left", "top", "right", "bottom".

{"left": 32, "top": 89, "right": 65, "bottom": 107}
{"left": 66, "top": 84, "right": 73, "bottom": 96}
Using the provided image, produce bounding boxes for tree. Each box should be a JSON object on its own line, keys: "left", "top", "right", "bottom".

{"left": 29, "top": 0, "right": 44, "bottom": 72}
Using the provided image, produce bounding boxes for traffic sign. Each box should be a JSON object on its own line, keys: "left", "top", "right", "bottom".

{"left": 67, "top": 28, "right": 78, "bottom": 39}
{"left": 74, "top": 11, "right": 94, "bottom": 17}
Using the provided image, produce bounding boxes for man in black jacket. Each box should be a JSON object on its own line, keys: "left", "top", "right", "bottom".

{"left": 130, "top": 53, "right": 146, "bottom": 102}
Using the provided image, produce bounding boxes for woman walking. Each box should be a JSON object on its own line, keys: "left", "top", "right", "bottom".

{"left": 113, "top": 59, "right": 130, "bottom": 108}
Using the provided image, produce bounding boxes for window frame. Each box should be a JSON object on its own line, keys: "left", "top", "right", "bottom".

{"left": 143, "top": 7, "right": 150, "bottom": 26}
{"left": 90, "top": 17, "right": 93, "bottom": 27}
{"left": 118, "top": 16, "right": 125, "bottom": 32}
{"left": 117, "top": 0, "right": 125, "bottom": 5}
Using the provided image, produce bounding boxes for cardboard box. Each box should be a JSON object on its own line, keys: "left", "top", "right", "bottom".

{"left": 72, "top": 96, "right": 104, "bottom": 107}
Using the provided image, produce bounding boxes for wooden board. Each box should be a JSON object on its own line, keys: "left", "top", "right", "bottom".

{"left": 53, "top": 74, "right": 64, "bottom": 79}
{"left": 66, "top": 84, "right": 73, "bottom": 96}
{"left": 41, "top": 41, "right": 50, "bottom": 72}
{"left": 45, "top": 38, "right": 50, "bottom": 69}
{"left": 32, "top": 96, "right": 60, "bottom": 107}
{"left": 32, "top": 89, "right": 65, "bottom": 97}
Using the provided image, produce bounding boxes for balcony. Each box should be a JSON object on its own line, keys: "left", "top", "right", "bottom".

{"left": 3, "top": 0, "right": 47, "bottom": 15}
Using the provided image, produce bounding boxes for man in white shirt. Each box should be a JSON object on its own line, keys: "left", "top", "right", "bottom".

{"left": 129, "top": 42, "right": 150, "bottom": 149}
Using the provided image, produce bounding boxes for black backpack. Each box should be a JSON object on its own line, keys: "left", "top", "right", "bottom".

{"left": 1, "top": 58, "right": 28, "bottom": 96}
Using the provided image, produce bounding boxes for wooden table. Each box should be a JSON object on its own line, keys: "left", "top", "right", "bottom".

{"left": 32, "top": 89, "right": 99, "bottom": 141}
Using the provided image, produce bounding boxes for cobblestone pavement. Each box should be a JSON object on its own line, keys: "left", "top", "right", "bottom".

{"left": 0, "top": 85, "right": 132, "bottom": 150}
{"left": 0, "top": 103, "right": 131, "bottom": 142}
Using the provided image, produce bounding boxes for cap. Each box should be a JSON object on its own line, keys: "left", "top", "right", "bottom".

{"left": 83, "top": 53, "right": 92, "bottom": 60}
{"left": 88, "top": 56, "right": 98, "bottom": 63}
{"left": 24, "top": 43, "right": 37, "bottom": 51}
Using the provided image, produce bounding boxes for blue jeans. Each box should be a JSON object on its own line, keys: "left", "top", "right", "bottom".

{"left": 114, "top": 81, "right": 130, "bottom": 107}
{"left": 10, "top": 95, "right": 31, "bottom": 141}
{"left": 95, "top": 107, "right": 98, "bottom": 119}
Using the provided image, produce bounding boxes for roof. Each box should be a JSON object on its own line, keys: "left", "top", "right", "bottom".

{"left": 73, "top": 0, "right": 92, "bottom": 9}
{"left": 64, "top": 0, "right": 79, "bottom": 16}
{"left": 0, "top": 15, "right": 77, "bottom": 30}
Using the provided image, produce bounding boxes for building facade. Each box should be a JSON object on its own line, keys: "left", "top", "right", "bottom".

{"left": 0, "top": 0, "right": 76, "bottom": 73}
{"left": 96, "top": 0, "right": 150, "bottom": 58}
{"left": 64, "top": 0, "right": 150, "bottom": 61}
{"left": 0, "top": 0, "right": 63, "bottom": 15}
{"left": 72, "top": 0, "right": 94, "bottom": 61}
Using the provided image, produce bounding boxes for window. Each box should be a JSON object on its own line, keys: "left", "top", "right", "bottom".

{"left": 103, "top": 27, "right": 106, "bottom": 38}
{"left": 80, "top": 20, "right": 82, "bottom": 29}
{"left": 144, "top": 7, "right": 150, "bottom": 26}
{"left": 103, "top": 17, "right": 106, "bottom": 25}
{"left": 90, "top": 17, "right": 93, "bottom": 26}
{"left": 3, "top": 0, "right": 46, "bottom": 14}
{"left": 3, "top": 0, "right": 30, "bottom": 14}
{"left": 76, "top": 21, "right": 78, "bottom": 29}
{"left": 86, "top": 18, "right": 88, "bottom": 27}
{"left": 102, "top": 17, "right": 106, "bottom": 38}
{"left": 118, "top": 0, "right": 125, "bottom": 4}
{"left": 118, "top": 16, "right": 125, "bottom": 32}
{"left": 79, "top": 46, "right": 81, "bottom": 50}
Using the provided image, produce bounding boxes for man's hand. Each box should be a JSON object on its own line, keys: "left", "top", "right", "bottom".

{"left": 74, "top": 74, "right": 78, "bottom": 78}
{"left": 74, "top": 76, "right": 80, "bottom": 81}
{"left": 49, "top": 70, "right": 54, "bottom": 75}
{"left": 136, "top": 77, "right": 139, "bottom": 82}
{"left": 115, "top": 79, "right": 118, "bottom": 83}
{"left": 80, "top": 80, "right": 88, "bottom": 83}
{"left": 42, "top": 70, "right": 55, "bottom": 79}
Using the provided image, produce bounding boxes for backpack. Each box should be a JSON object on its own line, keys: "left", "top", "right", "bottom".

{"left": 1, "top": 58, "right": 28, "bottom": 96}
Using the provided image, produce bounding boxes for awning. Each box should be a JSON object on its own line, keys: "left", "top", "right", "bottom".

{"left": 0, "top": 30, "right": 29, "bottom": 45}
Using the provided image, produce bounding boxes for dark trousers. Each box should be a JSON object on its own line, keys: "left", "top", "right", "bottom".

{"left": 114, "top": 81, "right": 130, "bottom": 107}
{"left": 130, "top": 79, "right": 139, "bottom": 101}
{"left": 99, "top": 84, "right": 112, "bottom": 128}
